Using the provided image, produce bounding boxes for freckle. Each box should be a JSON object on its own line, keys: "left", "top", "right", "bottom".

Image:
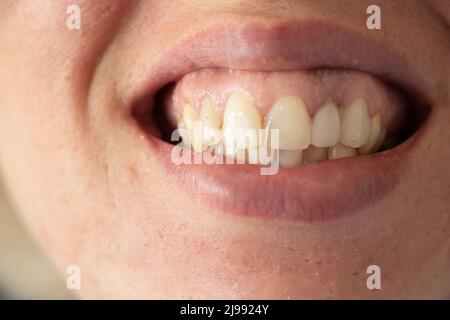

{"left": 352, "top": 271, "right": 359, "bottom": 276}
{"left": 127, "top": 164, "right": 140, "bottom": 182}
{"left": 315, "top": 260, "right": 323, "bottom": 266}
{"left": 304, "top": 259, "right": 309, "bottom": 263}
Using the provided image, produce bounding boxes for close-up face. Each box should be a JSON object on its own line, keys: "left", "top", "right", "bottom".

{"left": 0, "top": 0, "right": 449, "bottom": 299}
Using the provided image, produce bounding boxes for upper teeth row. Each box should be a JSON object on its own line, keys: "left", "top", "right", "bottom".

{"left": 178, "top": 93, "right": 385, "bottom": 165}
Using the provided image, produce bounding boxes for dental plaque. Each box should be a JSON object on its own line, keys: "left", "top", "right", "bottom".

{"left": 162, "top": 68, "right": 408, "bottom": 168}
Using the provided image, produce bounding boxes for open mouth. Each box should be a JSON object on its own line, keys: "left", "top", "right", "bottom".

{"left": 129, "top": 21, "right": 430, "bottom": 222}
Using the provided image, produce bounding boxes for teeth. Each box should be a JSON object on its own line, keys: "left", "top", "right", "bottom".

{"left": 200, "top": 96, "right": 222, "bottom": 147}
{"left": 177, "top": 121, "right": 191, "bottom": 148}
{"left": 182, "top": 103, "right": 203, "bottom": 152}
{"left": 178, "top": 94, "right": 386, "bottom": 167}
{"left": 266, "top": 95, "right": 311, "bottom": 150}
{"left": 278, "top": 150, "right": 303, "bottom": 167}
{"left": 223, "top": 93, "right": 262, "bottom": 157}
{"left": 358, "top": 113, "right": 382, "bottom": 155}
{"left": 303, "top": 146, "right": 328, "bottom": 164}
{"left": 312, "top": 102, "right": 341, "bottom": 147}
{"left": 340, "top": 98, "right": 371, "bottom": 148}
{"left": 358, "top": 113, "right": 381, "bottom": 154}
{"left": 328, "top": 144, "right": 356, "bottom": 160}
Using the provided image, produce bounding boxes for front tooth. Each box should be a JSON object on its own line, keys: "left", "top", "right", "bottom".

{"left": 279, "top": 150, "right": 303, "bottom": 168}
{"left": 328, "top": 144, "right": 356, "bottom": 160}
{"left": 223, "top": 93, "right": 262, "bottom": 157}
{"left": 312, "top": 102, "right": 341, "bottom": 147}
{"left": 200, "top": 96, "right": 222, "bottom": 147}
{"left": 358, "top": 113, "right": 382, "bottom": 155}
{"left": 340, "top": 98, "right": 371, "bottom": 148}
{"left": 266, "top": 95, "right": 311, "bottom": 150}
{"left": 302, "top": 146, "right": 327, "bottom": 164}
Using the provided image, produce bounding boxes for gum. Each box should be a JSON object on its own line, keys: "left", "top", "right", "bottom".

{"left": 168, "top": 68, "right": 405, "bottom": 131}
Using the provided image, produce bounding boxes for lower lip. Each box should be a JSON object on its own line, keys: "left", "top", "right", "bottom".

{"left": 143, "top": 125, "right": 421, "bottom": 223}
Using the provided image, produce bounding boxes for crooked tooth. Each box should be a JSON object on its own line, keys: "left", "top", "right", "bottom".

{"left": 312, "top": 101, "right": 341, "bottom": 147}
{"left": 182, "top": 102, "right": 198, "bottom": 131}
{"left": 182, "top": 103, "right": 203, "bottom": 151}
{"left": 200, "top": 96, "right": 222, "bottom": 147}
{"left": 177, "top": 121, "right": 191, "bottom": 148}
{"left": 302, "top": 146, "right": 327, "bottom": 164}
{"left": 328, "top": 144, "right": 356, "bottom": 160}
{"left": 223, "top": 93, "right": 262, "bottom": 157}
{"left": 266, "top": 95, "right": 311, "bottom": 150}
{"left": 340, "top": 98, "right": 371, "bottom": 148}
{"left": 358, "top": 113, "right": 382, "bottom": 155}
{"left": 279, "top": 150, "right": 303, "bottom": 168}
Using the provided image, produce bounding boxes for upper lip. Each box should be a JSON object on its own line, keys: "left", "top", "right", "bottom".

{"left": 128, "top": 19, "right": 429, "bottom": 222}
{"left": 129, "top": 19, "right": 432, "bottom": 112}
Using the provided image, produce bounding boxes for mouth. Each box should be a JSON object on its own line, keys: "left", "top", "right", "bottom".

{"left": 128, "top": 20, "right": 430, "bottom": 223}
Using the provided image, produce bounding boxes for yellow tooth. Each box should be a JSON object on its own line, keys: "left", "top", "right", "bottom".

{"left": 182, "top": 103, "right": 201, "bottom": 151}
{"left": 200, "top": 96, "right": 222, "bottom": 147}
{"left": 328, "top": 144, "right": 356, "bottom": 160}
{"left": 302, "top": 146, "right": 327, "bottom": 164}
{"left": 279, "top": 150, "right": 303, "bottom": 167}
{"left": 182, "top": 103, "right": 202, "bottom": 151}
{"left": 312, "top": 102, "right": 341, "bottom": 147}
{"left": 266, "top": 95, "right": 311, "bottom": 150}
{"left": 223, "top": 93, "right": 262, "bottom": 157}
{"left": 182, "top": 102, "right": 198, "bottom": 131}
{"left": 340, "top": 98, "right": 371, "bottom": 148}
{"left": 177, "top": 121, "right": 191, "bottom": 148}
{"left": 358, "top": 113, "right": 382, "bottom": 155}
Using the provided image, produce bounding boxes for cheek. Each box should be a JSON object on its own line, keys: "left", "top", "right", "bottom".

{"left": 0, "top": 0, "right": 130, "bottom": 262}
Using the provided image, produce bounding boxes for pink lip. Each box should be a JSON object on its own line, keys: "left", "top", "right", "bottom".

{"left": 129, "top": 20, "right": 429, "bottom": 222}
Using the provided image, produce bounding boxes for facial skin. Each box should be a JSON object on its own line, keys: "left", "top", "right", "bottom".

{"left": 0, "top": 0, "right": 449, "bottom": 299}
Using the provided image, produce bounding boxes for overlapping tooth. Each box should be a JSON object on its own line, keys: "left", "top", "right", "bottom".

{"left": 278, "top": 150, "right": 303, "bottom": 168}
{"left": 340, "top": 98, "right": 371, "bottom": 148}
{"left": 223, "top": 93, "right": 262, "bottom": 157}
{"left": 358, "top": 113, "right": 382, "bottom": 155}
{"left": 177, "top": 121, "right": 191, "bottom": 148}
{"left": 200, "top": 96, "right": 222, "bottom": 147}
{"left": 178, "top": 93, "right": 386, "bottom": 168}
{"left": 312, "top": 101, "right": 341, "bottom": 147}
{"left": 182, "top": 103, "right": 203, "bottom": 151}
{"left": 266, "top": 95, "right": 311, "bottom": 150}
{"left": 328, "top": 144, "right": 356, "bottom": 160}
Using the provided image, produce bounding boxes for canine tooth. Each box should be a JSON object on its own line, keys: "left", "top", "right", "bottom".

{"left": 358, "top": 113, "right": 382, "bottom": 155}
{"left": 223, "top": 93, "right": 262, "bottom": 154}
{"left": 303, "top": 146, "right": 327, "bottom": 164}
{"left": 177, "top": 121, "right": 191, "bottom": 148}
{"left": 328, "top": 144, "right": 356, "bottom": 160}
{"left": 200, "top": 96, "right": 222, "bottom": 147}
{"left": 312, "top": 102, "right": 341, "bottom": 147}
{"left": 182, "top": 102, "right": 198, "bottom": 131}
{"left": 266, "top": 95, "right": 311, "bottom": 150}
{"left": 279, "top": 150, "right": 303, "bottom": 168}
{"left": 340, "top": 98, "right": 371, "bottom": 148}
{"left": 182, "top": 103, "right": 203, "bottom": 152}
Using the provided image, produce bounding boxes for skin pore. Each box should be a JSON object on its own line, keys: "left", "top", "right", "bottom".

{"left": 0, "top": 1, "right": 449, "bottom": 299}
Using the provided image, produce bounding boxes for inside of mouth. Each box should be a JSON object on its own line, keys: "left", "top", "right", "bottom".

{"left": 139, "top": 68, "right": 427, "bottom": 168}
